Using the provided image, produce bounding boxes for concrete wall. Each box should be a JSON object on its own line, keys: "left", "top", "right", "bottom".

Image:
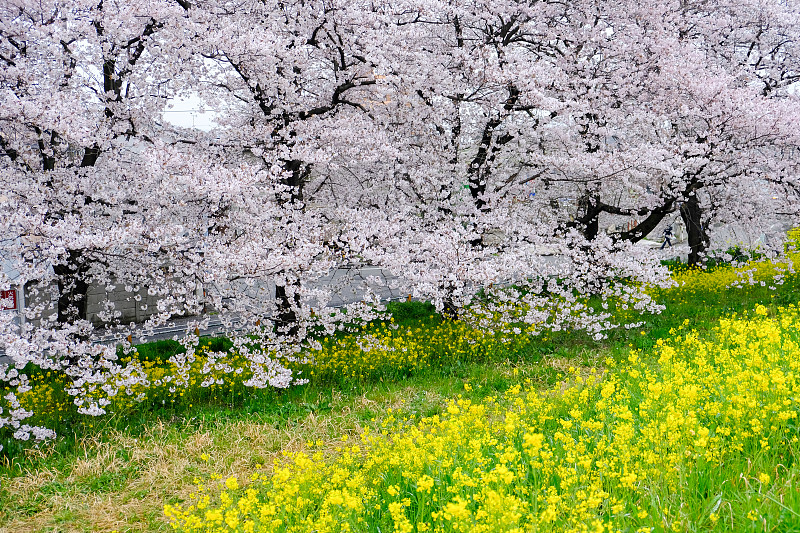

{"left": 21, "top": 281, "right": 173, "bottom": 327}
{"left": 86, "top": 284, "right": 165, "bottom": 326}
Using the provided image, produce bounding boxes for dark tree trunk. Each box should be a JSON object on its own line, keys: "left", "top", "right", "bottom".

{"left": 49, "top": 145, "right": 103, "bottom": 330}
{"left": 466, "top": 85, "right": 520, "bottom": 213}
{"left": 584, "top": 214, "right": 599, "bottom": 241}
{"left": 280, "top": 159, "right": 307, "bottom": 204}
{"left": 680, "top": 193, "right": 708, "bottom": 266}
{"left": 274, "top": 282, "right": 301, "bottom": 337}
{"left": 467, "top": 116, "right": 501, "bottom": 212}
{"left": 273, "top": 159, "right": 309, "bottom": 338}
{"left": 575, "top": 191, "right": 601, "bottom": 241}
{"left": 442, "top": 298, "right": 459, "bottom": 321}
{"left": 616, "top": 199, "right": 676, "bottom": 243}
{"left": 53, "top": 250, "right": 90, "bottom": 327}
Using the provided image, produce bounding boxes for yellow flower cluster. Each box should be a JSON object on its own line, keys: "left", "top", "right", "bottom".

{"left": 669, "top": 260, "right": 792, "bottom": 294}
{"left": 166, "top": 304, "right": 800, "bottom": 532}
{"left": 12, "top": 321, "right": 514, "bottom": 427}
{"left": 300, "top": 321, "right": 513, "bottom": 382}
{"left": 787, "top": 228, "right": 800, "bottom": 257}
{"left": 663, "top": 229, "right": 800, "bottom": 297}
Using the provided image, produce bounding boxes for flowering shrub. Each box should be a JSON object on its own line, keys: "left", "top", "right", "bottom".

{"left": 1, "top": 342, "right": 304, "bottom": 436}
{"left": 165, "top": 304, "right": 800, "bottom": 532}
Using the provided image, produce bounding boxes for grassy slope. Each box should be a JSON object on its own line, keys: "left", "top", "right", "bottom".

{"left": 1, "top": 267, "right": 799, "bottom": 532}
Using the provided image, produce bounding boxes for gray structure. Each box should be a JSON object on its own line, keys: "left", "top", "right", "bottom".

{"left": 86, "top": 283, "right": 165, "bottom": 326}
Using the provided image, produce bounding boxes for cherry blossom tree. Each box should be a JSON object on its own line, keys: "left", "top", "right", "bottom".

{"left": 166, "top": 0, "right": 399, "bottom": 336}
{"left": 321, "top": 1, "right": 674, "bottom": 329}
{"left": 525, "top": 0, "right": 800, "bottom": 264}
{"left": 0, "top": 0, "right": 202, "bottom": 442}
{"left": 0, "top": 0, "right": 338, "bottom": 445}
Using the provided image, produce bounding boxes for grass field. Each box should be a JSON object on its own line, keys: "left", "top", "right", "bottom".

{"left": 2, "top": 252, "right": 800, "bottom": 532}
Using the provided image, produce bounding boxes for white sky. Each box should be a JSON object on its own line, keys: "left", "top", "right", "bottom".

{"left": 162, "top": 95, "right": 218, "bottom": 131}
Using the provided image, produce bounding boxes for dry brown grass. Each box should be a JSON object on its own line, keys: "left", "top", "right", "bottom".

{"left": 0, "top": 357, "right": 584, "bottom": 532}
{"left": 0, "top": 410, "right": 371, "bottom": 532}
{"left": 0, "top": 381, "right": 462, "bottom": 533}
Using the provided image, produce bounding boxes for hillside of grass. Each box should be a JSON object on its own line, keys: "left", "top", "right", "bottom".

{"left": 1, "top": 249, "right": 800, "bottom": 532}
{"left": 168, "top": 303, "right": 800, "bottom": 532}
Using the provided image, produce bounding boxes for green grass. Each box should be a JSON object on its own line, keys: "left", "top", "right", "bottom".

{"left": 2, "top": 266, "right": 800, "bottom": 531}
{"left": 164, "top": 303, "right": 800, "bottom": 532}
